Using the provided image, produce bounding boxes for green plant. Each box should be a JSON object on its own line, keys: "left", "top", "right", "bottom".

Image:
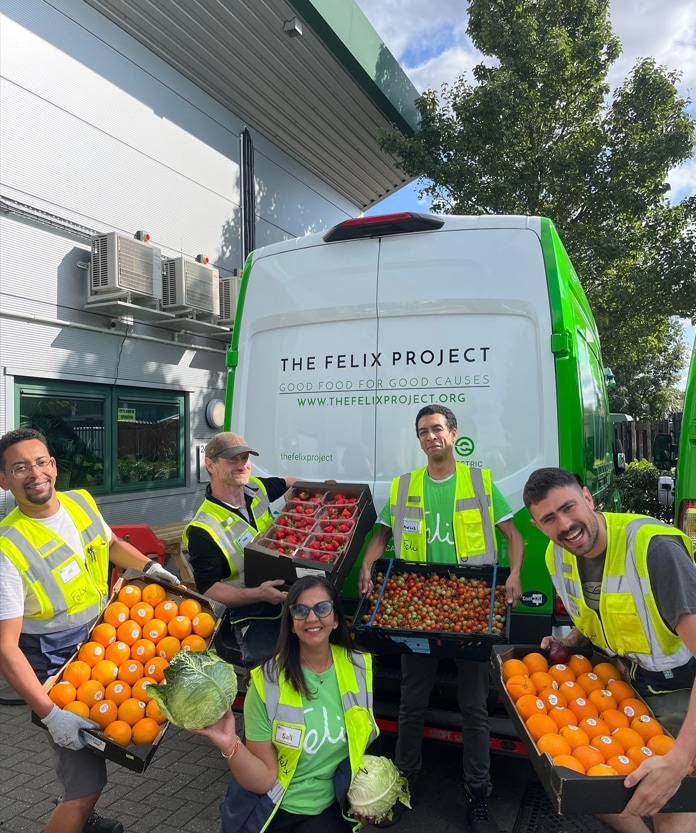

{"left": 615, "top": 460, "right": 674, "bottom": 522}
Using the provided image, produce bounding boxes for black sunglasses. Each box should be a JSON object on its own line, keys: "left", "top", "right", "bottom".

{"left": 289, "top": 600, "right": 334, "bottom": 620}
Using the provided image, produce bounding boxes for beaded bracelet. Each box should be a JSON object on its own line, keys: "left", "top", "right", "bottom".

{"left": 221, "top": 738, "right": 241, "bottom": 760}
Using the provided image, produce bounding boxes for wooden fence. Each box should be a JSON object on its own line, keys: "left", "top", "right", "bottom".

{"left": 612, "top": 414, "right": 682, "bottom": 464}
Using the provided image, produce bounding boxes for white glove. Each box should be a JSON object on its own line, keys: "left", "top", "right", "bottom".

{"left": 41, "top": 704, "right": 98, "bottom": 750}
{"left": 143, "top": 561, "right": 179, "bottom": 585}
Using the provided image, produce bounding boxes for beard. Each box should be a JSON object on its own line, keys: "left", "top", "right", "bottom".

{"left": 559, "top": 515, "right": 601, "bottom": 557}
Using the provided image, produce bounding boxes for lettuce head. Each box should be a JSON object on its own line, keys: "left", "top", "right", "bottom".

{"left": 348, "top": 755, "right": 411, "bottom": 820}
{"left": 148, "top": 649, "right": 238, "bottom": 730}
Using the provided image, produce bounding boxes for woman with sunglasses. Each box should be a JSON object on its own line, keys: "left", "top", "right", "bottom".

{"left": 194, "top": 575, "right": 379, "bottom": 833}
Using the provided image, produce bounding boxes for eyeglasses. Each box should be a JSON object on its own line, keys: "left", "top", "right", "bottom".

{"left": 289, "top": 600, "right": 334, "bottom": 620}
{"left": 3, "top": 457, "right": 55, "bottom": 479}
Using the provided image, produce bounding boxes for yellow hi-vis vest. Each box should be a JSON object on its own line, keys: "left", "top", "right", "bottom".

{"left": 0, "top": 490, "right": 110, "bottom": 634}
{"left": 183, "top": 477, "right": 273, "bottom": 586}
{"left": 249, "top": 646, "right": 378, "bottom": 833}
{"left": 547, "top": 513, "right": 694, "bottom": 673}
{"left": 389, "top": 464, "right": 498, "bottom": 564}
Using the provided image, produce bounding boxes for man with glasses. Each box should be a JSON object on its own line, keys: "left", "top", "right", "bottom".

{"left": 185, "top": 432, "right": 299, "bottom": 669}
{"left": 0, "top": 427, "right": 179, "bottom": 833}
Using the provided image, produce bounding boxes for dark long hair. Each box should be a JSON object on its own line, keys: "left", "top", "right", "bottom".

{"left": 262, "top": 575, "right": 354, "bottom": 697}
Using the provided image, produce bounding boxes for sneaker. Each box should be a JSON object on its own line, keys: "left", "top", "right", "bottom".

{"left": 82, "top": 811, "right": 124, "bottom": 833}
{"left": 465, "top": 786, "right": 500, "bottom": 833}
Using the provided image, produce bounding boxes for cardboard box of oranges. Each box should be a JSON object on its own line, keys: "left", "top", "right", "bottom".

{"left": 34, "top": 573, "right": 225, "bottom": 773}
{"left": 492, "top": 645, "right": 696, "bottom": 814}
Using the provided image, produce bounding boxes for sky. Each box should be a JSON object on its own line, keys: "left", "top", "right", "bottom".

{"left": 354, "top": 0, "right": 696, "bottom": 370}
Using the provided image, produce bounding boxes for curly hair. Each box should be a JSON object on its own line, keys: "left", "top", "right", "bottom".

{"left": 0, "top": 428, "right": 48, "bottom": 470}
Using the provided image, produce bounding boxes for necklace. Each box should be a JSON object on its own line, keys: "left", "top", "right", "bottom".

{"left": 302, "top": 654, "right": 334, "bottom": 684}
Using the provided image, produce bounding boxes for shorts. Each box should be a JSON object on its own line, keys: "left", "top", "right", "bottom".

{"left": 48, "top": 733, "right": 108, "bottom": 801}
{"left": 642, "top": 689, "right": 692, "bottom": 738}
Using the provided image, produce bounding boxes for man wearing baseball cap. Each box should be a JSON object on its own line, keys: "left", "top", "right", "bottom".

{"left": 184, "top": 432, "right": 299, "bottom": 668}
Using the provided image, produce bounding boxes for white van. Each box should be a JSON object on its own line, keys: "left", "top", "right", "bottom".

{"left": 226, "top": 212, "right": 618, "bottom": 643}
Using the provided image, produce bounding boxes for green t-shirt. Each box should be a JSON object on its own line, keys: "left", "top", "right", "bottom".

{"left": 378, "top": 469, "right": 512, "bottom": 563}
{"left": 244, "top": 666, "right": 347, "bottom": 815}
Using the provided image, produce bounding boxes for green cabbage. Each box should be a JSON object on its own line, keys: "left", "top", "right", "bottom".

{"left": 348, "top": 755, "right": 411, "bottom": 820}
{"left": 148, "top": 649, "right": 238, "bottom": 730}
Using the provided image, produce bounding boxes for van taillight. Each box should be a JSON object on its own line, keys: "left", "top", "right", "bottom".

{"left": 322, "top": 212, "right": 444, "bottom": 242}
{"left": 553, "top": 593, "right": 569, "bottom": 617}
{"left": 678, "top": 501, "right": 696, "bottom": 552}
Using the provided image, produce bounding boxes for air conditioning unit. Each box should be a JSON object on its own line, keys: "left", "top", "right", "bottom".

{"left": 161, "top": 256, "right": 219, "bottom": 316}
{"left": 218, "top": 276, "right": 241, "bottom": 325}
{"left": 90, "top": 232, "right": 162, "bottom": 300}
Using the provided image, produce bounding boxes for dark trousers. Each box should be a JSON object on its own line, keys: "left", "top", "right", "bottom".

{"left": 395, "top": 654, "right": 491, "bottom": 791}
{"left": 266, "top": 801, "right": 350, "bottom": 833}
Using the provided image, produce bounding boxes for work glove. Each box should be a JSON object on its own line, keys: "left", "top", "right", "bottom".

{"left": 143, "top": 560, "right": 180, "bottom": 585}
{"left": 41, "top": 704, "right": 98, "bottom": 750}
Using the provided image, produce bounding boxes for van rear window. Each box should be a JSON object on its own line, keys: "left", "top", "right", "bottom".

{"left": 323, "top": 212, "right": 444, "bottom": 242}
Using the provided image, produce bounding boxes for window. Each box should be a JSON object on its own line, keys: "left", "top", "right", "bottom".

{"left": 17, "top": 380, "right": 185, "bottom": 494}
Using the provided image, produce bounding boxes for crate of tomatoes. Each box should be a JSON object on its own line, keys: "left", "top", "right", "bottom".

{"left": 351, "top": 558, "right": 510, "bottom": 660}
{"left": 244, "top": 482, "right": 376, "bottom": 590}
{"left": 33, "top": 574, "right": 225, "bottom": 772}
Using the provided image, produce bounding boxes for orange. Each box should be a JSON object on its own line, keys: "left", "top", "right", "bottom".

{"left": 117, "top": 620, "right": 142, "bottom": 646}
{"left": 77, "top": 641, "right": 106, "bottom": 667}
{"left": 103, "top": 601, "right": 130, "bottom": 627}
{"left": 154, "top": 600, "right": 179, "bottom": 624}
{"left": 502, "top": 658, "right": 530, "bottom": 682}
{"left": 142, "top": 619, "right": 168, "bottom": 643}
{"left": 537, "top": 733, "right": 571, "bottom": 758}
{"left": 591, "top": 734, "right": 624, "bottom": 759}
{"left": 181, "top": 634, "right": 207, "bottom": 653}
{"left": 559, "top": 724, "right": 590, "bottom": 750}
{"left": 130, "top": 602, "right": 155, "bottom": 627}
{"left": 131, "top": 716, "right": 161, "bottom": 745}
{"left": 588, "top": 689, "right": 617, "bottom": 713}
{"left": 142, "top": 582, "right": 168, "bottom": 607}
{"left": 586, "top": 763, "right": 618, "bottom": 776}
{"left": 118, "top": 697, "right": 146, "bottom": 726}
{"left": 117, "top": 584, "right": 142, "bottom": 608}
{"left": 146, "top": 698, "right": 168, "bottom": 724}
{"left": 601, "top": 708, "right": 630, "bottom": 732}
{"left": 105, "top": 681, "right": 132, "bottom": 705}
{"left": 131, "top": 677, "right": 157, "bottom": 702}
{"left": 144, "top": 657, "right": 169, "bottom": 682}
{"left": 76, "top": 679, "right": 105, "bottom": 708}
{"left": 593, "top": 661, "right": 621, "bottom": 685}
{"left": 105, "top": 641, "right": 131, "bottom": 665}
{"left": 606, "top": 754, "right": 637, "bottom": 775}
{"left": 612, "top": 727, "right": 644, "bottom": 752}
{"left": 572, "top": 744, "right": 605, "bottom": 771}
{"left": 91, "top": 622, "right": 117, "bottom": 648}
{"left": 576, "top": 672, "right": 604, "bottom": 696}
{"left": 559, "top": 681, "right": 585, "bottom": 703}
{"left": 64, "top": 700, "right": 90, "bottom": 718}
{"left": 567, "top": 654, "right": 593, "bottom": 676}
{"left": 553, "top": 754, "right": 585, "bottom": 774}
{"left": 506, "top": 675, "right": 535, "bottom": 702}
{"left": 178, "top": 598, "right": 202, "bottom": 620}
{"left": 156, "top": 636, "right": 181, "bottom": 661}
{"left": 91, "top": 659, "right": 119, "bottom": 687}
{"left": 63, "top": 660, "right": 92, "bottom": 688}
{"left": 549, "top": 664, "right": 575, "bottom": 685}
{"left": 530, "top": 672, "right": 556, "bottom": 693}
{"left": 90, "top": 699, "right": 118, "bottom": 729}
{"left": 626, "top": 745, "right": 654, "bottom": 766}
{"left": 516, "top": 694, "right": 546, "bottom": 721}
{"left": 522, "top": 652, "right": 548, "bottom": 675}
{"left": 131, "top": 638, "right": 156, "bottom": 663}
{"left": 578, "top": 717, "right": 610, "bottom": 741}
{"left": 49, "top": 681, "right": 77, "bottom": 708}
{"left": 538, "top": 688, "right": 568, "bottom": 710}
{"left": 168, "top": 615, "right": 192, "bottom": 640}
{"left": 631, "top": 715, "right": 664, "bottom": 743}
{"left": 621, "top": 698, "right": 650, "bottom": 720}
{"left": 548, "top": 707, "right": 576, "bottom": 730}
{"left": 191, "top": 612, "right": 216, "bottom": 638}
{"left": 568, "top": 697, "right": 599, "bottom": 723}
{"left": 647, "top": 735, "right": 675, "bottom": 756}
{"left": 103, "top": 719, "right": 132, "bottom": 746}
{"left": 607, "top": 680, "right": 635, "bottom": 704}
{"left": 118, "top": 660, "right": 145, "bottom": 685}
{"left": 526, "top": 713, "right": 558, "bottom": 742}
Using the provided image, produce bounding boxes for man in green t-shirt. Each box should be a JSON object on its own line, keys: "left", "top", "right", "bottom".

{"left": 358, "top": 405, "right": 524, "bottom": 833}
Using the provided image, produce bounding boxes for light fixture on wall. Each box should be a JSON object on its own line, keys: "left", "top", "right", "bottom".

{"left": 205, "top": 399, "right": 225, "bottom": 429}
{"left": 283, "top": 17, "right": 303, "bottom": 37}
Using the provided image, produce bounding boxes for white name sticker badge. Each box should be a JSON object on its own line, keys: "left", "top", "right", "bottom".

{"left": 402, "top": 519, "right": 420, "bottom": 535}
{"left": 275, "top": 724, "right": 302, "bottom": 748}
{"left": 58, "top": 560, "right": 81, "bottom": 583}
{"left": 237, "top": 529, "right": 254, "bottom": 549}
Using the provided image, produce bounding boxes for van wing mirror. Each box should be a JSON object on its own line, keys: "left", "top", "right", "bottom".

{"left": 652, "top": 433, "right": 675, "bottom": 471}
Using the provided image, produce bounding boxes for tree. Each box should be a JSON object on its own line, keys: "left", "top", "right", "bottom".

{"left": 380, "top": 0, "right": 696, "bottom": 416}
